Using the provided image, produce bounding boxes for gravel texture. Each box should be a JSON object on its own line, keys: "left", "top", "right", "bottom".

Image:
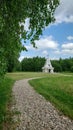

{"left": 12, "top": 78, "right": 73, "bottom": 130}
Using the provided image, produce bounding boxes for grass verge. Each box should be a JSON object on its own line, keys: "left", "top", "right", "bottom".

{"left": 29, "top": 75, "right": 73, "bottom": 119}
{"left": 0, "top": 77, "right": 15, "bottom": 130}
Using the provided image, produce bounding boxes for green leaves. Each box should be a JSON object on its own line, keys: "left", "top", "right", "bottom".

{"left": 0, "top": 48, "right": 7, "bottom": 79}
{"left": 21, "top": 57, "right": 45, "bottom": 72}
{"left": 0, "top": 0, "right": 60, "bottom": 46}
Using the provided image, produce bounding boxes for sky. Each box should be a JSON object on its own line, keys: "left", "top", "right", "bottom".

{"left": 19, "top": 0, "right": 73, "bottom": 61}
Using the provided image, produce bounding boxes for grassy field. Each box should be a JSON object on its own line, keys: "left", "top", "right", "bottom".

{"left": 29, "top": 74, "right": 73, "bottom": 119}
{"left": 6, "top": 72, "right": 49, "bottom": 80}
{"left": 0, "top": 72, "right": 73, "bottom": 129}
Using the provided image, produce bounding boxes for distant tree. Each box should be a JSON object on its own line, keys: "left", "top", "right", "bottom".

{"left": 52, "top": 60, "right": 62, "bottom": 72}
{"left": 52, "top": 57, "right": 73, "bottom": 72}
{"left": 32, "top": 57, "right": 46, "bottom": 72}
{"left": 21, "top": 57, "right": 45, "bottom": 72}
{"left": 70, "top": 66, "right": 73, "bottom": 72}
{"left": 7, "top": 57, "right": 21, "bottom": 72}
{"left": 21, "top": 58, "right": 32, "bottom": 71}
{"left": 14, "top": 60, "right": 21, "bottom": 72}
{"left": 60, "top": 58, "right": 73, "bottom": 72}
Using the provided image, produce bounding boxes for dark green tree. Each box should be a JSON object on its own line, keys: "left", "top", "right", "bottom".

{"left": 0, "top": 0, "right": 59, "bottom": 77}
{"left": 51, "top": 57, "right": 73, "bottom": 72}
{"left": 21, "top": 57, "right": 45, "bottom": 72}
{"left": 51, "top": 60, "right": 62, "bottom": 72}
{"left": 70, "top": 66, "right": 73, "bottom": 72}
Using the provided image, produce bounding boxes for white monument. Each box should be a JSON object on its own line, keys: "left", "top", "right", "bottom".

{"left": 42, "top": 57, "right": 54, "bottom": 73}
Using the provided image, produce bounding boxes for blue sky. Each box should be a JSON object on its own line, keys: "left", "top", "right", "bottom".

{"left": 19, "top": 0, "right": 73, "bottom": 61}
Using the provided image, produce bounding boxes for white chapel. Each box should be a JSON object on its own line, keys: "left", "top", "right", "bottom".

{"left": 42, "top": 57, "right": 54, "bottom": 73}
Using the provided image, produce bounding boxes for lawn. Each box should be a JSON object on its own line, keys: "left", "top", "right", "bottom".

{"left": 29, "top": 74, "right": 73, "bottom": 119}
{"left": 6, "top": 72, "right": 49, "bottom": 80}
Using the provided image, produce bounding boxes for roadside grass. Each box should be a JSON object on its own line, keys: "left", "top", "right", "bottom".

{"left": 0, "top": 77, "right": 15, "bottom": 129}
{"left": 29, "top": 74, "right": 73, "bottom": 119}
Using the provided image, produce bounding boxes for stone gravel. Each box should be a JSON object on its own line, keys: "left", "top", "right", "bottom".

{"left": 12, "top": 78, "right": 73, "bottom": 130}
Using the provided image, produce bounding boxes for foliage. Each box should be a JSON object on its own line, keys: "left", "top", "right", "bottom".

{"left": 21, "top": 56, "right": 45, "bottom": 72}
{"left": 51, "top": 60, "right": 62, "bottom": 72}
{"left": 51, "top": 57, "right": 73, "bottom": 72}
{"left": 70, "top": 66, "right": 73, "bottom": 72}
{"left": 14, "top": 60, "right": 21, "bottom": 72}
{"left": 0, "top": 0, "right": 59, "bottom": 77}
{"left": 29, "top": 75, "right": 73, "bottom": 119}
{"left": 0, "top": 48, "right": 7, "bottom": 79}
{"left": 7, "top": 58, "right": 21, "bottom": 72}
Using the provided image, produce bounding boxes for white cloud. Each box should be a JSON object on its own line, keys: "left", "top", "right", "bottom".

{"left": 62, "top": 43, "right": 73, "bottom": 49}
{"left": 67, "top": 36, "right": 73, "bottom": 40}
{"left": 24, "top": 18, "right": 30, "bottom": 31}
{"left": 64, "top": 15, "right": 73, "bottom": 23}
{"left": 19, "top": 18, "right": 30, "bottom": 31}
{"left": 55, "top": 0, "right": 73, "bottom": 24}
{"left": 18, "top": 56, "right": 25, "bottom": 62}
{"left": 25, "top": 45, "right": 33, "bottom": 50}
{"left": 62, "top": 49, "right": 73, "bottom": 54}
{"left": 60, "top": 42, "right": 73, "bottom": 55}
{"left": 54, "top": 50, "right": 61, "bottom": 54}
{"left": 24, "top": 44, "right": 38, "bottom": 51}
{"left": 42, "top": 50, "right": 48, "bottom": 55}
{"left": 35, "top": 36, "right": 59, "bottom": 50}
{"left": 51, "top": 57, "right": 59, "bottom": 60}
{"left": 19, "top": 55, "right": 32, "bottom": 62}
{"left": 54, "top": 42, "right": 73, "bottom": 55}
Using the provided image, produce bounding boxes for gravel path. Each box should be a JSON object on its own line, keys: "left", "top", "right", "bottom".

{"left": 12, "top": 78, "right": 73, "bottom": 130}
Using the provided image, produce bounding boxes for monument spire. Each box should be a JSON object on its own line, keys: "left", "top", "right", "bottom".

{"left": 42, "top": 55, "right": 54, "bottom": 73}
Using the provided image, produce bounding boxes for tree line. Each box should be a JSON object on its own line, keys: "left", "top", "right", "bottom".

{"left": 51, "top": 57, "right": 73, "bottom": 72}
{"left": 7, "top": 57, "right": 73, "bottom": 73}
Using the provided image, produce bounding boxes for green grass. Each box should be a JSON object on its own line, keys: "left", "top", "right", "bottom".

{"left": 0, "top": 77, "right": 14, "bottom": 129}
{"left": 29, "top": 74, "right": 73, "bottom": 119}
{"left": 6, "top": 72, "right": 49, "bottom": 80}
